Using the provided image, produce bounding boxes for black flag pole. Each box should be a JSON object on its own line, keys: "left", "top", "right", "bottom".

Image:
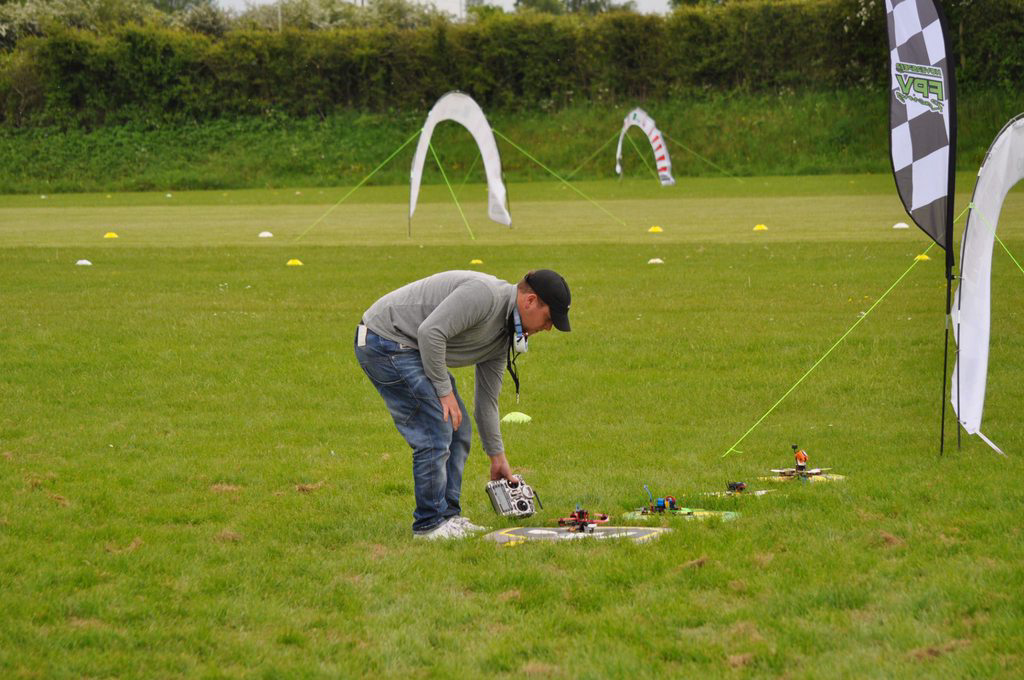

{"left": 950, "top": 213, "right": 958, "bottom": 450}
{"left": 939, "top": 131, "right": 956, "bottom": 456}
{"left": 939, "top": 261, "right": 952, "bottom": 455}
{"left": 955, "top": 224, "right": 962, "bottom": 451}
{"left": 939, "top": 0, "right": 957, "bottom": 456}
{"left": 886, "top": 0, "right": 958, "bottom": 455}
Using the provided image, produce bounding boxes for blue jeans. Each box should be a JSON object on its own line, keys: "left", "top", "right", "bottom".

{"left": 355, "top": 326, "right": 471, "bottom": 533}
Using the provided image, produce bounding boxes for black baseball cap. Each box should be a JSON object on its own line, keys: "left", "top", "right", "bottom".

{"left": 526, "top": 269, "right": 571, "bottom": 332}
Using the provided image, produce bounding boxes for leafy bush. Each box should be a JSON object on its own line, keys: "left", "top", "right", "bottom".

{"left": 0, "top": 0, "right": 1020, "bottom": 126}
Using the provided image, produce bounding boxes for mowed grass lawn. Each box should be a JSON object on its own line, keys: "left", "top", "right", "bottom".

{"left": 1, "top": 176, "right": 1022, "bottom": 678}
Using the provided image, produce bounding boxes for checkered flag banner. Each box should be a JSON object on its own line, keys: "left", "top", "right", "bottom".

{"left": 886, "top": 0, "right": 957, "bottom": 253}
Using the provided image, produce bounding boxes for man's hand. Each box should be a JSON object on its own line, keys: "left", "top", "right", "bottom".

{"left": 489, "top": 453, "right": 515, "bottom": 481}
{"left": 439, "top": 393, "right": 462, "bottom": 430}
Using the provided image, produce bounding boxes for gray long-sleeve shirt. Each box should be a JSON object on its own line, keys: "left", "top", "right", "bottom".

{"left": 362, "top": 271, "right": 515, "bottom": 456}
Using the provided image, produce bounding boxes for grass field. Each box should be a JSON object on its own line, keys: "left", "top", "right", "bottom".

{"left": 2, "top": 175, "right": 1023, "bottom": 677}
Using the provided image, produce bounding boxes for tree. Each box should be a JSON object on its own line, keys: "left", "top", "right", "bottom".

{"left": 515, "top": 0, "right": 564, "bottom": 14}
{"left": 564, "top": 0, "right": 634, "bottom": 12}
{"left": 668, "top": 0, "right": 722, "bottom": 8}
{"left": 146, "top": 0, "right": 203, "bottom": 11}
{"left": 467, "top": 3, "right": 506, "bottom": 21}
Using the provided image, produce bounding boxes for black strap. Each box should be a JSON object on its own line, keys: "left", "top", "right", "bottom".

{"left": 506, "top": 313, "right": 521, "bottom": 402}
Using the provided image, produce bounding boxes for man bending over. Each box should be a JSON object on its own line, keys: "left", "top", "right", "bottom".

{"left": 355, "top": 269, "right": 571, "bottom": 540}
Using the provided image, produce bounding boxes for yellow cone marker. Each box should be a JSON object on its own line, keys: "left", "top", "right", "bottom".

{"left": 754, "top": 224, "right": 768, "bottom": 231}
{"left": 104, "top": 232, "right": 119, "bottom": 239}
{"left": 915, "top": 254, "right": 931, "bottom": 261}
{"left": 648, "top": 226, "right": 663, "bottom": 233}
{"left": 286, "top": 259, "right": 304, "bottom": 266}
{"left": 470, "top": 259, "right": 484, "bottom": 265}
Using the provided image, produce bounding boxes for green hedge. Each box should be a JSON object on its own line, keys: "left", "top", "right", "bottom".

{"left": 1, "top": 0, "right": 1021, "bottom": 126}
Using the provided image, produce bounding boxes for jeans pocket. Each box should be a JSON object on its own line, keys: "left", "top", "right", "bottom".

{"left": 359, "top": 356, "right": 404, "bottom": 387}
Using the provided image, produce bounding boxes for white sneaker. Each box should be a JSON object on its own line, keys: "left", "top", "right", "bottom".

{"left": 448, "top": 516, "right": 488, "bottom": 533}
{"left": 413, "top": 518, "right": 468, "bottom": 541}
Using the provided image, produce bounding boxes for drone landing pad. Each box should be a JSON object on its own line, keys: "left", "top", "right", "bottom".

{"left": 483, "top": 526, "right": 670, "bottom": 545}
{"left": 759, "top": 473, "right": 846, "bottom": 483}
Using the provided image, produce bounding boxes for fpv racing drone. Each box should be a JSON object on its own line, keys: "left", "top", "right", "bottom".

{"left": 701, "top": 481, "right": 776, "bottom": 498}
{"left": 557, "top": 506, "right": 610, "bottom": 533}
{"left": 760, "top": 445, "right": 845, "bottom": 483}
{"left": 622, "top": 486, "right": 739, "bottom": 521}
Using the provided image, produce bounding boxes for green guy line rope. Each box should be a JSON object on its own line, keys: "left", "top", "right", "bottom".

{"left": 430, "top": 142, "right": 475, "bottom": 241}
{"left": 625, "top": 131, "right": 659, "bottom": 181}
{"left": 455, "top": 152, "right": 480, "bottom": 198}
{"left": 997, "top": 234, "right": 1024, "bottom": 276}
{"left": 565, "top": 130, "right": 620, "bottom": 180}
{"left": 664, "top": 133, "right": 744, "bottom": 184}
{"left": 492, "top": 129, "right": 628, "bottom": 227}
{"left": 722, "top": 242, "right": 936, "bottom": 458}
{"left": 293, "top": 128, "right": 420, "bottom": 242}
{"left": 721, "top": 203, "right": 974, "bottom": 457}
{"left": 971, "top": 202, "right": 1024, "bottom": 277}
